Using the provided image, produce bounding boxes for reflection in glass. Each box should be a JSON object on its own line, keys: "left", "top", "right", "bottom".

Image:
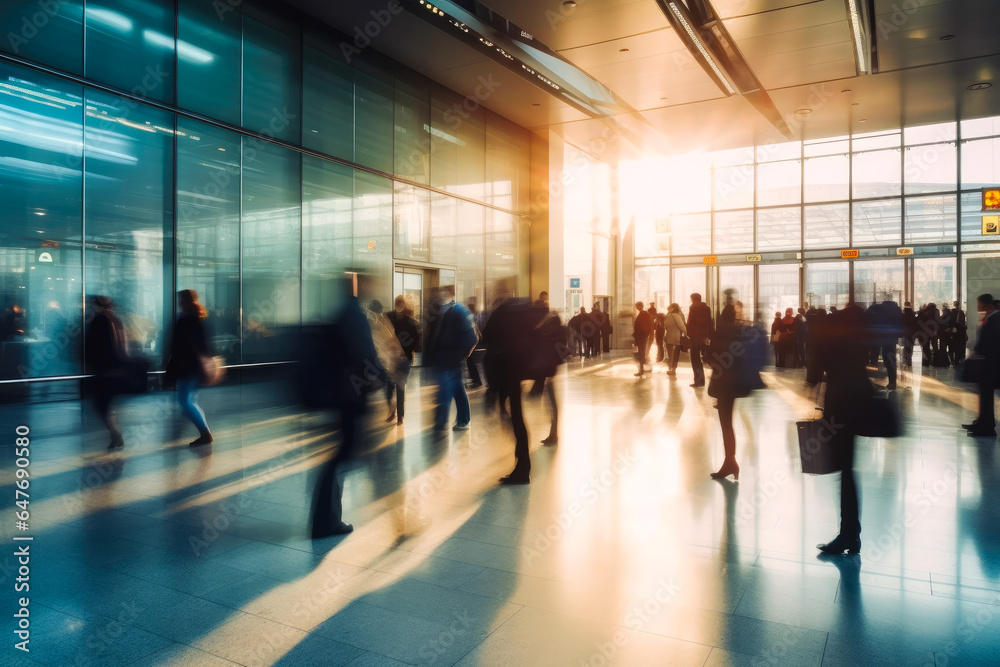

{"left": 805, "top": 263, "right": 848, "bottom": 311}
{"left": 635, "top": 266, "right": 670, "bottom": 310}
{"left": 243, "top": 7, "right": 300, "bottom": 142}
{"left": 0, "top": 1, "right": 83, "bottom": 74}
{"left": 914, "top": 257, "right": 956, "bottom": 307}
{"left": 85, "top": 0, "right": 174, "bottom": 103}
{"left": 177, "top": 0, "right": 241, "bottom": 125}
{"left": 393, "top": 183, "right": 430, "bottom": 262}
{"left": 431, "top": 191, "right": 459, "bottom": 267}
{"left": 456, "top": 202, "right": 485, "bottom": 305}
{"left": 961, "top": 191, "right": 992, "bottom": 243}
{"left": 394, "top": 75, "right": 431, "bottom": 184}
{"left": 303, "top": 156, "right": 353, "bottom": 323}
{"left": 486, "top": 210, "right": 519, "bottom": 302}
{"left": 757, "top": 207, "right": 800, "bottom": 251}
{"left": 672, "top": 267, "right": 706, "bottom": 307}
{"left": 714, "top": 210, "right": 753, "bottom": 254}
{"left": 354, "top": 172, "right": 393, "bottom": 303}
{"left": 854, "top": 260, "right": 904, "bottom": 308}
{"left": 905, "top": 194, "right": 957, "bottom": 244}
{"left": 853, "top": 199, "right": 901, "bottom": 246}
{"left": 853, "top": 149, "right": 902, "bottom": 199}
{"left": 759, "top": 264, "right": 799, "bottom": 316}
{"left": 718, "top": 266, "right": 754, "bottom": 321}
{"left": 805, "top": 204, "right": 849, "bottom": 249}
{"left": 303, "top": 41, "right": 355, "bottom": 161}
{"left": 670, "top": 213, "right": 711, "bottom": 256}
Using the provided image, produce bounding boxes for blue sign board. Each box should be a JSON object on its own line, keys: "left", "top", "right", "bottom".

{"left": 569, "top": 278, "right": 580, "bottom": 288}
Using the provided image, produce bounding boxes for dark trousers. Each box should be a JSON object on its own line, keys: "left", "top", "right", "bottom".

{"left": 385, "top": 359, "right": 411, "bottom": 419}
{"left": 902, "top": 338, "right": 914, "bottom": 367}
{"left": 655, "top": 333, "right": 665, "bottom": 362}
{"left": 882, "top": 344, "right": 896, "bottom": 388}
{"left": 466, "top": 351, "right": 483, "bottom": 386}
{"left": 978, "top": 375, "right": 995, "bottom": 428}
{"left": 666, "top": 343, "right": 681, "bottom": 370}
{"left": 690, "top": 341, "right": 707, "bottom": 385}
{"left": 312, "top": 403, "right": 362, "bottom": 532}
{"left": 602, "top": 334, "right": 611, "bottom": 353}
{"left": 839, "top": 434, "right": 860, "bottom": 540}
{"left": 92, "top": 381, "right": 123, "bottom": 444}
{"left": 503, "top": 376, "right": 529, "bottom": 475}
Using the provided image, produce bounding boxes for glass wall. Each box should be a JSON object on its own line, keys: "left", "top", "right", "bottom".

{"left": 630, "top": 114, "right": 1000, "bottom": 318}
{"left": 0, "top": 1, "right": 529, "bottom": 384}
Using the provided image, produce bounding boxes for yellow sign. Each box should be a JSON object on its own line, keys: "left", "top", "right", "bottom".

{"left": 703, "top": 256, "right": 717, "bottom": 264}
{"left": 896, "top": 247, "right": 913, "bottom": 255}
{"left": 984, "top": 188, "right": 1000, "bottom": 211}
{"left": 984, "top": 216, "right": 1000, "bottom": 235}
{"left": 841, "top": 249, "right": 859, "bottom": 258}
{"left": 745, "top": 254, "right": 762, "bottom": 262}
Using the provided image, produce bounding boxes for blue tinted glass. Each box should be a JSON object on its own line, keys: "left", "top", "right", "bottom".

{"left": 243, "top": 7, "right": 300, "bottom": 142}
{"left": 177, "top": 0, "right": 242, "bottom": 125}
{"left": 85, "top": 0, "right": 174, "bottom": 103}
{"left": 354, "top": 65, "right": 393, "bottom": 174}
{"left": 303, "top": 40, "right": 354, "bottom": 161}
{"left": 84, "top": 90, "right": 173, "bottom": 366}
{"left": 303, "top": 155, "right": 354, "bottom": 322}
{"left": 0, "top": 62, "right": 83, "bottom": 379}
{"left": 0, "top": 1, "right": 83, "bottom": 74}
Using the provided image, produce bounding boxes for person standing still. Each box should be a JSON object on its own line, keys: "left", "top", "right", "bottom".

{"left": 688, "top": 293, "right": 713, "bottom": 387}
{"left": 633, "top": 302, "right": 653, "bottom": 378}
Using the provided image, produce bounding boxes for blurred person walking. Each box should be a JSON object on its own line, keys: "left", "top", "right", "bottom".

{"left": 424, "top": 285, "right": 478, "bottom": 435}
{"left": 84, "top": 295, "right": 128, "bottom": 449}
{"left": 653, "top": 307, "right": 666, "bottom": 363}
{"left": 963, "top": 294, "right": 1000, "bottom": 437}
{"left": 663, "top": 303, "right": 687, "bottom": 376}
{"left": 633, "top": 302, "right": 653, "bottom": 378}
{"left": 385, "top": 296, "right": 421, "bottom": 425}
{"left": 587, "top": 303, "right": 603, "bottom": 358}
{"left": 465, "top": 297, "right": 485, "bottom": 388}
{"left": 164, "top": 290, "right": 215, "bottom": 447}
{"left": 688, "top": 294, "right": 713, "bottom": 387}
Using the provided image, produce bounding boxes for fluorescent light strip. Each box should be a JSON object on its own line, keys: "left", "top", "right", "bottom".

{"left": 668, "top": 2, "right": 735, "bottom": 95}
{"left": 846, "top": 0, "right": 868, "bottom": 73}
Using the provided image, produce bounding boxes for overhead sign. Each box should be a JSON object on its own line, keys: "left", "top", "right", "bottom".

{"left": 984, "top": 216, "right": 1000, "bottom": 235}
{"left": 841, "top": 249, "right": 859, "bottom": 259}
{"left": 569, "top": 277, "right": 581, "bottom": 288}
{"left": 37, "top": 252, "right": 53, "bottom": 263}
{"left": 745, "top": 254, "right": 762, "bottom": 262}
{"left": 984, "top": 187, "right": 1000, "bottom": 211}
{"left": 896, "top": 247, "right": 914, "bottom": 256}
{"left": 702, "top": 256, "right": 717, "bottom": 264}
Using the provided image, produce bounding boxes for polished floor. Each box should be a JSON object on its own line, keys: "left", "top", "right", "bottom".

{"left": 1, "top": 352, "right": 998, "bottom": 666}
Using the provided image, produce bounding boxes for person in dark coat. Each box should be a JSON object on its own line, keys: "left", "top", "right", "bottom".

{"left": 687, "top": 294, "right": 713, "bottom": 387}
{"left": 84, "top": 295, "right": 127, "bottom": 449}
{"left": 568, "top": 307, "right": 585, "bottom": 358}
{"left": 963, "top": 294, "right": 1000, "bottom": 437}
{"left": 901, "top": 302, "right": 916, "bottom": 368}
{"left": 465, "top": 298, "right": 485, "bottom": 388}
{"left": 385, "top": 295, "right": 421, "bottom": 425}
{"left": 164, "top": 289, "right": 214, "bottom": 447}
{"left": 633, "top": 302, "right": 652, "bottom": 378}
{"left": 816, "top": 303, "right": 873, "bottom": 555}
{"left": 483, "top": 296, "right": 536, "bottom": 484}
{"left": 599, "top": 307, "right": 613, "bottom": 353}
{"left": 587, "top": 304, "right": 603, "bottom": 358}
{"left": 424, "top": 285, "right": 478, "bottom": 435}
{"left": 653, "top": 309, "right": 666, "bottom": 363}
{"left": 950, "top": 301, "right": 967, "bottom": 366}
{"left": 916, "top": 303, "right": 939, "bottom": 366}
{"left": 311, "top": 276, "right": 386, "bottom": 537}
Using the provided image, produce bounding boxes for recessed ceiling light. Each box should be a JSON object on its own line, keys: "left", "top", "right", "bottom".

{"left": 794, "top": 108, "right": 812, "bottom": 115}
{"left": 859, "top": 118, "right": 868, "bottom": 123}
{"left": 841, "top": 89, "right": 852, "bottom": 93}
{"left": 619, "top": 48, "right": 629, "bottom": 53}
{"left": 968, "top": 82, "right": 993, "bottom": 91}
{"left": 940, "top": 34, "right": 955, "bottom": 41}
{"left": 531, "top": 103, "right": 541, "bottom": 106}
{"left": 851, "top": 102, "right": 860, "bottom": 106}
{"left": 562, "top": 0, "right": 576, "bottom": 6}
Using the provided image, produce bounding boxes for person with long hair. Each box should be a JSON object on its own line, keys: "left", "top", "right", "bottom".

{"left": 84, "top": 295, "right": 128, "bottom": 449}
{"left": 165, "top": 289, "right": 214, "bottom": 446}
{"left": 663, "top": 303, "right": 687, "bottom": 376}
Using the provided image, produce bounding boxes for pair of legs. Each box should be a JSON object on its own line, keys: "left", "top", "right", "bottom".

{"left": 710, "top": 394, "right": 739, "bottom": 480}
{"left": 542, "top": 378, "right": 558, "bottom": 444}
{"left": 311, "top": 402, "right": 362, "bottom": 537}
{"left": 501, "top": 374, "right": 529, "bottom": 483}
{"left": 690, "top": 342, "right": 707, "bottom": 386}
{"left": 634, "top": 335, "right": 648, "bottom": 376}
{"left": 466, "top": 351, "right": 483, "bottom": 386}
{"left": 881, "top": 344, "right": 897, "bottom": 389}
{"left": 819, "top": 431, "right": 860, "bottom": 554}
{"left": 434, "top": 366, "right": 470, "bottom": 430}
{"left": 177, "top": 376, "right": 212, "bottom": 445}
{"left": 385, "top": 359, "right": 411, "bottom": 423}
{"left": 93, "top": 380, "right": 124, "bottom": 449}
{"left": 665, "top": 344, "right": 681, "bottom": 373}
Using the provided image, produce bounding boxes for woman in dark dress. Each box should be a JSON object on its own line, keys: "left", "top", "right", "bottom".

{"left": 165, "top": 289, "right": 214, "bottom": 447}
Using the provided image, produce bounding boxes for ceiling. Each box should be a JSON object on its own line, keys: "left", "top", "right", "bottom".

{"left": 289, "top": 0, "right": 1000, "bottom": 159}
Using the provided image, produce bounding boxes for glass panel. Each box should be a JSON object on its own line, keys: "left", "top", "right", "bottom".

{"left": 804, "top": 154, "right": 849, "bottom": 202}
{"left": 757, "top": 207, "right": 801, "bottom": 251}
{"left": 635, "top": 266, "right": 670, "bottom": 311}
{"left": 302, "top": 156, "right": 353, "bottom": 323}
{"left": 354, "top": 171, "right": 393, "bottom": 303}
{"left": 456, "top": 202, "right": 484, "bottom": 306}
{"left": 961, "top": 137, "right": 1000, "bottom": 190}
{"left": 713, "top": 164, "right": 754, "bottom": 210}
{"left": 85, "top": 0, "right": 174, "bottom": 102}
{"left": 430, "top": 190, "right": 458, "bottom": 266}
{"left": 393, "top": 183, "right": 430, "bottom": 262}
{"left": 853, "top": 149, "right": 902, "bottom": 199}
{"left": 485, "top": 209, "right": 518, "bottom": 301}
{"left": 302, "top": 41, "right": 354, "bottom": 161}
{"left": 712, "top": 146, "right": 754, "bottom": 167}
{"left": 670, "top": 212, "right": 711, "bottom": 256}
{"left": 355, "top": 65, "right": 394, "bottom": 174}
{"left": 757, "top": 160, "right": 802, "bottom": 206}
{"left": 241, "top": 138, "right": 300, "bottom": 361}
{"left": 84, "top": 91, "right": 172, "bottom": 366}
{"left": 757, "top": 141, "right": 800, "bottom": 162}
{"left": 177, "top": 0, "right": 241, "bottom": 125}
{"left": 429, "top": 90, "right": 460, "bottom": 191}
{"left": 905, "top": 122, "right": 956, "bottom": 145}
{"left": 714, "top": 210, "right": 753, "bottom": 254}
{"left": 852, "top": 131, "right": 900, "bottom": 151}
{"left": 635, "top": 217, "right": 667, "bottom": 258}
{"left": 243, "top": 7, "right": 300, "bottom": 142}
{"left": 394, "top": 75, "right": 430, "bottom": 184}
{"left": 960, "top": 116, "right": 1000, "bottom": 139}
{"left": 0, "top": 65, "right": 83, "bottom": 380}
{"left": 718, "top": 266, "right": 754, "bottom": 322}
{"left": 904, "top": 142, "right": 957, "bottom": 194}
{"left": 455, "top": 106, "right": 485, "bottom": 200}
{"left": 804, "top": 136, "right": 849, "bottom": 157}
{"left": 805, "top": 204, "right": 849, "bottom": 249}
{"left": 805, "top": 263, "right": 849, "bottom": 311}
{"left": 905, "top": 194, "right": 957, "bottom": 244}
{"left": 565, "top": 228, "right": 593, "bottom": 307}
{"left": 486, "top": 115, "right": 525, "bottom": 211}
{"left": 758, "top": 264, "right": 800, "bottom": 318}
{"left": 853, "top": 199, "right": 901, "bottom": 246}
{"left": 853, "top": 259, "right": 904, "bottom": 309}
{"left": 715, "top": 210, "right": 753, "bottom": 254}
{"left": 672, "top": 267, "right": 706, "bottom": 307}
{"left": 0, "top": 1, "right": 83, "bottom": 74}
{"left": 177, "top": 120, "right": 241, "bottom": 363}
{"left": 961, "top": 191, "right": 996, "bottom": 243}
{"left": 914, "top": 257, "right": 956, "bottom": 308}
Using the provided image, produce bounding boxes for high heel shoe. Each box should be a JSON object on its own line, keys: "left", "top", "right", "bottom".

{"left": 816, "top": 535, "right": 861, "bottom": 555}
{"left": 710, "top": 463, "right": 739, "bottom": 481}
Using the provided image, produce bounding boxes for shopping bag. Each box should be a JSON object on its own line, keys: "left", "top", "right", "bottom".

{"left": 796, "top": 419, "right": 843, "bottom": 474}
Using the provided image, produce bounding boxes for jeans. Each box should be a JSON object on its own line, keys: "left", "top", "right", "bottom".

{"left": 434, "top": 366, "right": 470, "bottom": 429}
{"left": 177, "top": 376, "right": 209, "bottom": 433}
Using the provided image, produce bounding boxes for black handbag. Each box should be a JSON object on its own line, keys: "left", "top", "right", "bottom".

{"left": 853, "top": 396, "right": 903, "bottom": 438}
{"left": 796, "top": 419, "right": 844, "bottom": 474}
{"left": 958, "top": 356, "right": 985, "bottom": 384}
{"left": 679, "top": 334, "right": 691, "bottom": 353}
